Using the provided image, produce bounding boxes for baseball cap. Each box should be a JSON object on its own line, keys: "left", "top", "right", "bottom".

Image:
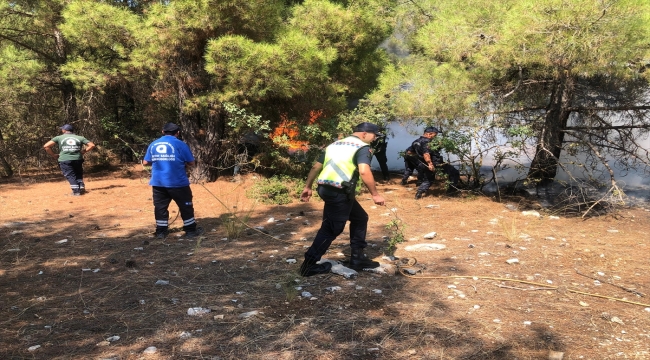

{"left": 162, "top": 122, "right": 180, "bottom": 132}
{"left": 353, "top": 122, "right": 384, "bottom": 137}
{"left": 60, "top": 124, "right": 74, "bottom": 131}
{"left": 424, "top": 126, "right": 441, "bottom": 134}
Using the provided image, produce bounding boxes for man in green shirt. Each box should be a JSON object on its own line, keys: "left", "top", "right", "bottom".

{"left": 43, "top": 124, "right": 96, "bottom": 196}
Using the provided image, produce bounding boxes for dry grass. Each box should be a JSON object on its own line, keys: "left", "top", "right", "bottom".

{"left": 1, "top": 167, "right": 649, "bottom": 359}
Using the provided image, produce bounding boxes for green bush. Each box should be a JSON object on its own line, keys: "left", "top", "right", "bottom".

{"left": 247, "top": 175, "right": 305, "bottom": 205}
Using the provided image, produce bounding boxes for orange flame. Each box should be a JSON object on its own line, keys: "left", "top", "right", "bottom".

{"left": 270, "top": 111, "right": 324, "bottom": 153}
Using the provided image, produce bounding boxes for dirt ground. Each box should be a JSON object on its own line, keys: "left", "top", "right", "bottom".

{"left": 1, "top": 166, "right": 650, "bottom": 360}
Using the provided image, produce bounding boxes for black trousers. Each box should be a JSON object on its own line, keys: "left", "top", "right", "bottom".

{"left": 401, "top": 156, "right": 419, "bottom": 182}
{"left": 374, "top": 151, "right": 389, "bottom": 180}
{"left": 152, "top": 186, "right": 197, "bottom": 233}
{"left": 304, "top": 185, "right": 369, "bottom": 262}
{"left": 416, "top": 163, "right": 460, "bottom": 192}
{"left": 59, "top": 160, "right": 85, "bottom": 194}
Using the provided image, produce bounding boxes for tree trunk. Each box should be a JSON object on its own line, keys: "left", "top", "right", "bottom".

{"left": 0, "top": 129, "right": 13, "bottom": 177}
{"left": 180, "top": 108, "right": 227, "bottom": 183}
{"left": 527, "top": 74, "right": 574, "bottom": 184}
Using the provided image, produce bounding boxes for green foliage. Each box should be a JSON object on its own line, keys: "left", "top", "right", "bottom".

{"left": 247, "top": 176, "right": 305, "bottom": 205}
{"left": 224, "top": 102, "right": 271, "bottom": 135}
{"left": 385, "top": 218, "right": 406, "bottom": 254}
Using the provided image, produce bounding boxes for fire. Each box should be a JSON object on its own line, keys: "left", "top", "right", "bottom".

{"left": 270, "top": 111, "right": 324, "bottom": 153}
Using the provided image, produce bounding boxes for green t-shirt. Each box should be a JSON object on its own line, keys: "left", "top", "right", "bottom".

{"left": 51, "top": 134, "right": 90, "bottom": 162}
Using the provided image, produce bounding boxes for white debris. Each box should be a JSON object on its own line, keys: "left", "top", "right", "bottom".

{"left": 607, "top": 229, "right": 619, "bottom": 233}
{"left": 143, "top": 346, "right": 157, "bottom": 354}
{"left": 155, "top": 280, "right": 169, "bottom": 285}
{"left": 133, "top": 247, "right": 144, "bottom": 251}
{"left": 549, "top": 216, "right": 560, "bottom": 220}
{"left": 55, "top": 239, "right": 68, "bottom": 244}
{"left": 10, "top": 230, "right": 24, "bottom": 235}
{"left": 644, "top": 307, "right": 650, "bottom": 312}
{"left": 521, "top": 210, "right": 541, "bottom": 217}
{"left": 365, "top": 263, "right": 396, "bottom": 276}
{"left": 545, "top": 237, "right": 556, "bottom": 240}
{"left": 404, "top": 243, "right": 446, "bottom": 251}
{"left": 321, "top": 259, "right": 358, "bottom": 278}
{"left": 187, "top": 307, "right": 211, "bottom": 316}
{"left": 506, "top": 258, "right": 519, "bottom": 264}
{"left": 179, "top": 331, "right": 191, "bottom": 339}
{"left": 523, "top": 321, "right": 532, "bottom": 326}
{"left": 254, "top": 226, "right": 265, "bottom": 230}
{"left": 597, "top": 271, "right": 605, "bottom": 276}
{"left": 285, "top": 258, "right": 297, "bottom": 264}
{"left": 372, "top": 289, "right": 382, "bottom": 294}
{"left": 7, "top": 249, "right": 20, "bottom": 252}
{"left": 423, "top": 232, "right": 437, "bottom": 239}
{"left": 610, "top": 316, "right": 624, "bottom": 325}
{"left": 425, "top": 204, "right": 440, "bottom": 209}
{"left": 326, "top": 286, "right": 342, "bottom": 292}
{"left": 239, "top": 310, "right": 260, "bottom": 318}
{"left": 493, "top": 319, "right": 501, "bottom": 323}
{"left": 28, "top": 345, "right": 41, "bottom": 351}
{"left": 105, "top": 335, "right": 120, "bottom": 342}
{"left": 92, "top": 269, "right": 100, "bottom": 273}
{"left": 301, "top": 291, "right": 312, "bottom": 298}
{"left": 267, "top": 217, "right": 275, "bottom": 223}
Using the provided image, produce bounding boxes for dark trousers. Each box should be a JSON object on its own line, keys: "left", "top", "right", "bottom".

{"left": 374, "top": 152, "right": 389, "bottom": 180}
{"left": 304, "top": 186, "right": 369, "bottom": 262}
{"left": 416, "top": 163, "right": 460, "bottom": 192}
{"left": 401, "top": 157, "right": 418, "bottom": 182}
{"left": 152, "top": 186, "right": 196, "bottom": 233}
{"left": 59, "top": 160, "right": 85, "bottom": 193}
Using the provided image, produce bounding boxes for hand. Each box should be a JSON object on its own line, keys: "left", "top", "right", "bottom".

{"left": 51, "top": 154, "right": 59, "bottom": 159}
{"left": 428, "top": 164, "right": 434, "bottom": 171}
{"left": 372, "top": 194, "right": 385, "bottom": 206}
{"left": 300, "top": 188, "right": 312, "bottom": 202}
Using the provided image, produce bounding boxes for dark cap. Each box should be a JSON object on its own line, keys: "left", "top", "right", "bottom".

{"left": 60, "top": 124, "right": 74, "bottom": 132}
{"left": 162, "top": 122, "right": 180, "bottom": 133}
{"left": 353, "top": 122, "right": 384, "bottom": 137}
{"left": 424, "top": 126, "right": 441, "bottom": 134}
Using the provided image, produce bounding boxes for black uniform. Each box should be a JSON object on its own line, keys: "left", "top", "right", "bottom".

{"left": 371, "top": 136, "right": 389, "bottom": 181}
{"left": 401, "top": 145, "right": 419, "bottom": 185}
{"left": 412, "top": 136, "right": 460, "bottom": 194}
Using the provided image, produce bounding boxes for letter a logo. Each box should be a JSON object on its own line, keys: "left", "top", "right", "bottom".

{"left": 156, "top": 144, "right": 167, "bottom": 154}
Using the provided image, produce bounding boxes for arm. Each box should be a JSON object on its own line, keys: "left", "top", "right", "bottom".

{"left": 81, "top": 141, "right": 96, "bottom": 155}
{"left": 300, "top": 161, "right": 323, "bottom": 202}
{"left": 358, "top": 163, "right": 385, "bottom": 206}
{"left": 43, "top": 140, "right": 59, "bottom": 159}
{"left": 423, "top": 152, "right": 434, "bottom": 171}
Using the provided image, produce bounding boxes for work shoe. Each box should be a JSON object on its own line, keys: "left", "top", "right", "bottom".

{"left": 400, "top": 179, "right": 408, "bottom": 185}
{"left": 155, "top": 230, "right": 169, "bottom": 239}
{"left": 72, "top": 192, "right": 81, "bottom": 196}
{"left": 184, "top": 227, "right": 204, "bottom": 238}
{"left": 349, "top": 248, "right": 380, "bottom": 270}
{"left": 299, "top": 260, "right": 332, "bottom": 277}
{"left": 415, "top": 191, "right": 424, "bottom": 200}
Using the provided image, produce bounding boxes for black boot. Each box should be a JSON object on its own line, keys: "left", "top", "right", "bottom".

{"left": 400, "top": 178, "right": 408, "bottom": 185}
{"left": 349, "top": 248, "right": 379, "bottom": 270}
{"left": 415, "top": 191, "right": 424, "bottom": 199}
{"left": 299, "top": 259, "right": 332, "bottom": 277}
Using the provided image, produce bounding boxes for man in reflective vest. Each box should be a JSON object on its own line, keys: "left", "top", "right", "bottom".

{"left": 298, "top": 122, "right": 386, "bottom": 276}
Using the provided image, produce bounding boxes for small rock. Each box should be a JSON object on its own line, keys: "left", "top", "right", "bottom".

{"left": 55, "top": 239, "right": 68, "bottom": 244}
{"left": 239, "top": 310, "right": 260, "bottom": 318}
{"left": 179, "top": 331, "right": 192, "bottom": 339}
{"left": 404, "top": 243, "right": 446, "bottom": 251}
{"left": 610, "top": 316, "right": 624, "bottom": 325}
{"left": 214, "top": 314, "right": 225, "bottom": 320}
{"left": 301, "top": 291, "right": 312, "bottom": 298}
{"left": 549, "top": 216, "right": 560, "bottom": 220}
{"left": 423, "top": 232, "right": 437, "bottom": 239}
{"left": 326, "top": 286, "right": 342, "bottom": 292}
{"left": 607, "top": 229, "right": 619, "bottom": 233}
{"left": 506, "top": 258, "right": 519, "bottom": 264}
{"left": 267, "top": 217, "right": 275, "bottom": 223}
{"left": 285, "top": 258, "right": 297, "bottom": 264}
{"left": 521, "top": 210, "right": 540, "bottom": 217}
{"left": 505, "top": 204, "right": 518, "bottom": 211}
{"left": 105, "top": 335, "right": 120, "bottom": 342}
{"left": 548, "top": 350, "right": 564, "bottom": 360}
{"left": 372, "top": 289, "right": 382, "bottom": 294}
{"left": 155, "top": 280, "right": 169, "bottom": 285}
{"left": 143, "top": 346, "right": 157, "bottom": 354}
{"left": 523, "top": 321, "right": 532, "bottom": 325}
{"left": 28, "top": 345, "right": 41, "bottom": 351}
{"left": 187, "top": 307, "right": 211, "bottom": 316}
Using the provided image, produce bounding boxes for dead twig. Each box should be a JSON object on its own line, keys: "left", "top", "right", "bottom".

{"left": 575, "top": 269, "right": 645, "bottom": 297}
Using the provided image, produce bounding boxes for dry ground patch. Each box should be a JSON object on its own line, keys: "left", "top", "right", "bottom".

{"left": 1, "top": 167, "right": 649, "bottom": 359}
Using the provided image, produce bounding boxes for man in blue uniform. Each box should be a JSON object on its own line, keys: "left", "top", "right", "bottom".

{"left": 43, "top": 124, "right": 96, "bottom": 196}
{"left": 143, "top": 123, "right": 203, "bottom": 239}
{"left": 298, "top": 122, "right": 386, "bottom": 276}
{"left": 400, "top": 145, "right": 419, "bottom": 186}
{"left": 412, "top": 127, "right": 460, "bottom": 199}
